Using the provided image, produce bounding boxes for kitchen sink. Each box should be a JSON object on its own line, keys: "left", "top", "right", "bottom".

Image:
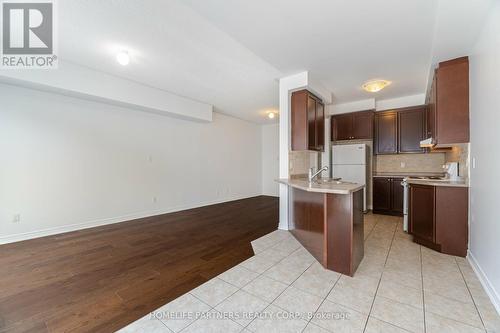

{"left": 314, "top": 178, "right": 355, "bottom": 185}
{"left": 408, "top": 176, "right": 448, "bottom": 181}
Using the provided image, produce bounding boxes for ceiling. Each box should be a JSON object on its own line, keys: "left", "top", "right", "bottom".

{"left": 58, "top": 0, "right": 282, "bottom": 124}
{"left": 57, "top": 0, "right": 493, "bottom": 123}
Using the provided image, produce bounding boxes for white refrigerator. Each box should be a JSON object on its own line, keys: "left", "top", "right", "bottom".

{"left": 331, "top": 144, "right": 368, "bottom": 211}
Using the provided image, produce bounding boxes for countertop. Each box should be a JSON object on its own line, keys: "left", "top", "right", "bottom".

{"left": 277, "top": 178, "right": 364, "bottom": 194}
{"left": 373, "top": 172, "right": 445, "bottom": 178}
{"left": 406, "top": 178, "right": 469, "bottom": 188}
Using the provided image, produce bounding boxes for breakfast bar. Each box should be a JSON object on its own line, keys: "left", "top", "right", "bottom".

{"left": 278, "top": 178, "right": 365, "bottom": 276}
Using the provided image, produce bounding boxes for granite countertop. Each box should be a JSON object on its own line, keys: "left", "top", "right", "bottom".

{"left": 277, "top": 178, "right": 364, "bottom": 194}
{"left": 373, "top": 172, "right": 446, "bottom": 178}
{"left": 406, "top": 178, "right": 469, "bottom": 188}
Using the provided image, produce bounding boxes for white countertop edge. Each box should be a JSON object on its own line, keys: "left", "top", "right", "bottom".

{"left": 276, "top": 179, "right": 365, "bottom": 194}
{"left": 406, "top": 179, "right": 469, "bottom": 188}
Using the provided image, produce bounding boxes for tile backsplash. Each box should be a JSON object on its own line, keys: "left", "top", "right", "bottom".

{"left": 444, "top": 143, "right": 470, "bottom": 179}
{"left": 374, "top": 152, "right": 446, "bottom": 173}
{"left": 289, "top": 151, "right": 319, "bottom": 176}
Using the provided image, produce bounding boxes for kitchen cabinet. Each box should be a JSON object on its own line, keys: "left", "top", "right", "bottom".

{"left": 373, "top": 177, "right": 403, "bottom": 216}
{"left": 374, "top": 106, "right": 426, "bottom": 155}
{"left": 374, "top": 111, "right": 398, "bottom": 154}
{"left": 408, "top": 184, "right": 468, "bottom": 257}
{"left": 408, "top": 184, "right": 435, "bottom": 242}
{"left": 332, "top": 114, "right": 353, "bottom": 141}
{"left": 373, "top": 178, "right": 391, "bottom": 212}
{"left": 292, "top": 89, "right": 325, "bottom": 151}
{"left": 331, "top": 110, "right": 374, "bottom": 141}
{"left": 391, "top": 178, "right": 404, "bottom": 214}
{"left": 398, "top": 107, "right": 426, "bottom": 153}
{"left": 426, "top": 73, "right": 437, "bottom": 140}
{"left": 425, "top": 57, "right": 470, "bottom": 146}
{"left": 288, "top": 184, "right": 364, "bottom": 276}
{"left": 316, "top": 99, "right": 325, "bottom": 149}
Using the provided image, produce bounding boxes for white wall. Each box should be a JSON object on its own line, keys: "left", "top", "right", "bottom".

{"left": 375, "top": 94, "right": 426, "bottom": 111}
{"left": 328, "top": 94, "right": 426, "bottom": 116}
{"left": 261, "top": 124, "right": 279, "bottom": 197}
{"left": 468, "top": 1, "right": 500, "bottom": 312}
{"left": 278, "top": 71, "right": 332, "bottom": 230}
{"left": 0, "top": 83, "right": 262, "bottom": 243}
{"left": 328, "top": 99, "right": 375, "bottom": 115}
{"left": 0, "top": 61, "right": 213, "bottom": 122}
{"left": 278, "top": 72, "right": 308, "bottom": 230}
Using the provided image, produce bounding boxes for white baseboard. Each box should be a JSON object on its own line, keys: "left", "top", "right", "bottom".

{"left": 0, "top": 193, "right": 261, "bottom": 245}
{"left": 468, "top": 250, "right": 500, "bottom": 314}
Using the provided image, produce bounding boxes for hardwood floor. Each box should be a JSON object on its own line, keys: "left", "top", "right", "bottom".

{"left": 0, "top": 196, "right": 278, "bottom": 333}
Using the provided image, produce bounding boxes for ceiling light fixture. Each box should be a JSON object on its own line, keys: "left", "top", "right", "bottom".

{"left": 362, "top": 79, "right": 391, "bottom": 93}
{"left": 267, "top": 112, "right": 276, "bottom": 119}
{"left": 116, "top": 50, "right": 130, "bottom": 66}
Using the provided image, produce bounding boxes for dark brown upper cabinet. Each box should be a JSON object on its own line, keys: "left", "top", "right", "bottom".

{"left": 374, "top": 106, "right": 426, "bottom": 155}
{"left": 316, "top": 99, "right": 325, "bottom": 149}
{"left": 331, "top": 110, "right": 374, "bottom": 141}
{"left": 426, "top": 73, "right": 437, "bottom": 140}
{"left": 374, "top": 111, "right": 398, "bottom": 154}
{"left": 332, "top": 114, "right": 353, "bottom": 141}
{"left": 398, "top": 106, "right": 426, "bottom": 153}
{"left": 291, "top": 89, "right": 325, "bottom": 151}
{"left": 425, "top": 57, "right": 470, "bottom": 145}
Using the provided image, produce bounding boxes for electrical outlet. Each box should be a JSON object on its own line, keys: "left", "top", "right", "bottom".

{"left": 400, "top": 162, "right": 406, "bottom": 168}
{"left": 472, "top": 157, "right": 476, "bottom": 169}
{"left": 12, "top": 214, "right": 20, "bottom": 223}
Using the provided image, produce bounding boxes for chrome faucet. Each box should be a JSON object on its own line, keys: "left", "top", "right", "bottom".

{"left": 308, "top": 166, "right": 329, "bottom": 183}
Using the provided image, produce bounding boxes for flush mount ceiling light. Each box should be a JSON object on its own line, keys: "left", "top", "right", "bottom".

{"left": 116, "top": 50, "right": 130, "bottom": 66}
{"left": 362, "top": 79, "right": 391, "bottom": 93}
{"left": 267, "top": 111, "right": 277, "bottom": 119}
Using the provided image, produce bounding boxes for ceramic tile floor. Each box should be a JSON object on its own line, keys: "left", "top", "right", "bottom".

{"left": 118, "top": 214, "right": 500, "bottom": 333}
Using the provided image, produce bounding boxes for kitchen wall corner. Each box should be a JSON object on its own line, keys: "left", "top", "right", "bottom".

{"left": 444, "top": 143, "right": 470, "bottom": 180}
{"left": 289, "top": 150, "right": 319, "bottom": 176}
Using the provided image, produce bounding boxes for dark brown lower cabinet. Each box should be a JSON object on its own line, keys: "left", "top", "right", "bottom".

{"left": 409, "top": 184, "right": 469, "bottom": 257}
{"left": 408, "top": 185, "right": 435, "bottom": 243}
{"left": 289, "top": 187, "right": 364, "bottom": 276}
{"left": 391, "top": 178, "right": 404, "bottom": 215}
{"left": 373, "top": 177, "right": 403, "bottom": 216}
